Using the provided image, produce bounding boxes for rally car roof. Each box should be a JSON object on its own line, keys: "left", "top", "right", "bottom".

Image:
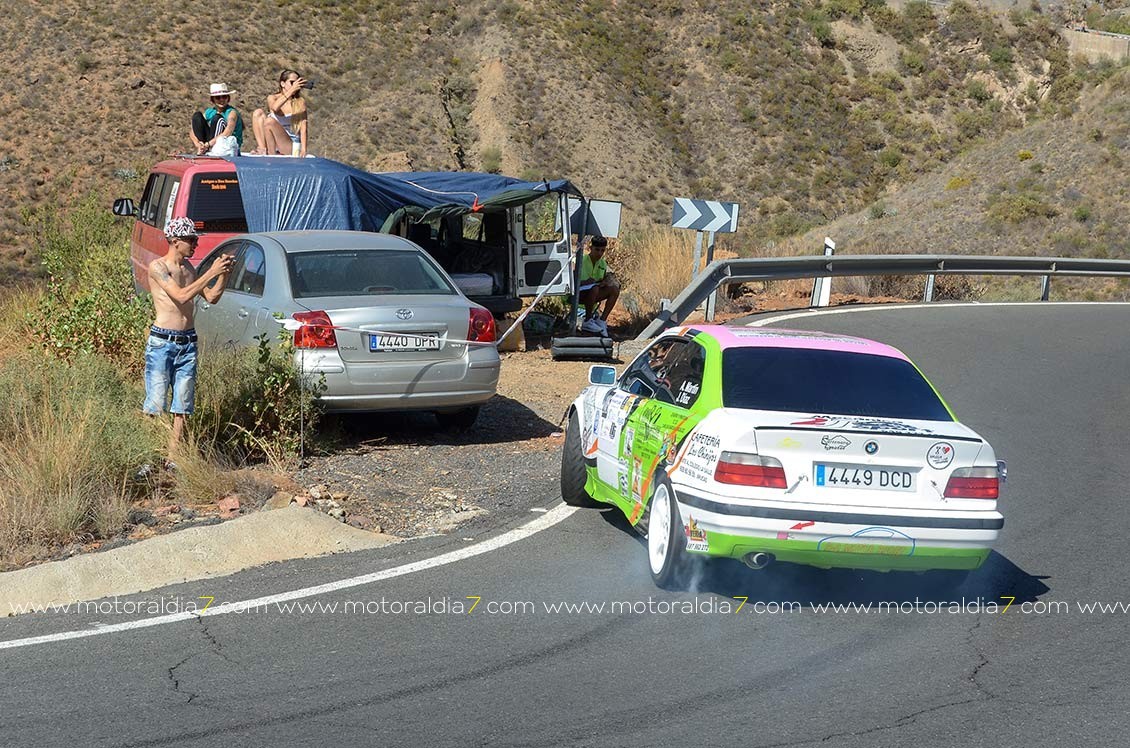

{"left": 676, "top": 325, "right": 909, "bottom": 360}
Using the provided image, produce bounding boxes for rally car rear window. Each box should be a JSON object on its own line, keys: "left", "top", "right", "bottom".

{"left": 722, "top": 348, "right": 953, "bottom": 421}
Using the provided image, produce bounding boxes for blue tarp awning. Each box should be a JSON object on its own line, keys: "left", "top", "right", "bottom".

{"left": 233, "top": 157, "right": 583, "bottom": 234}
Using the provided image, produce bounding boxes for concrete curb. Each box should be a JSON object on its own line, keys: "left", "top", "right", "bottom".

{"left": 1, "top": 506, "right": 396, "bottom": 614}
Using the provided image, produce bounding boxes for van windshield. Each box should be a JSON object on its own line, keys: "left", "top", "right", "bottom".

{"left": 188, "top": 173, "right": 248, "bottom": 233}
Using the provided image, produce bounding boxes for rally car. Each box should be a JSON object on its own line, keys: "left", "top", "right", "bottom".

{"left": 560, "top": 325, "right": 1005, "bottom": 589}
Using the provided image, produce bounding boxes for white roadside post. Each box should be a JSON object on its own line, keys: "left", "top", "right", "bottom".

{"left": 810, "top": 237, "right": 835, "bottom": 308}
{"left": 671, "top": 198, "right": 740, "bottom": 323}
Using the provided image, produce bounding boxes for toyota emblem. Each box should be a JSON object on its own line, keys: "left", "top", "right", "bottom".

{"left": 396, "top": 308, "right": 413, "bottom": 320}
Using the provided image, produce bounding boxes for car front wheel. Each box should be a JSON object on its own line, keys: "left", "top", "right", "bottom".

{"left": 561, "top": 412, "right": 598, "bottom": 507}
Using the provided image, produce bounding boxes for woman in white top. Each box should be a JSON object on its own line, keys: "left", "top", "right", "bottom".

{"left": 251, "top": 69, "right": 310, "bottom": 156}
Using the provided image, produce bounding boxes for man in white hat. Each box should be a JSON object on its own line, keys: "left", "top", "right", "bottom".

{"left": 190, "top": 83, "right": 244, "bottom": 155}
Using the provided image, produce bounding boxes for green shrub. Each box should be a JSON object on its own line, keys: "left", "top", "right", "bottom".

{"left": 23, "top": 194, "right": 150, "bottom": 371}
{"left": 480, "top": 145, "right": 502, "bottom": 174}
{"left": 987, "top": 191, "right": 1059, "bottom": 223}
{"left": 1017, "top": 150, "right": 1034, "bottom": 160}
{"left": 191, "top": 334, "right": 324, "bottom": 466}
{"left": 946, "top": 175, "right": 972, "bottom": 190}
{"left": 1073, "top": 205, "right": 1092, "bottom": 222}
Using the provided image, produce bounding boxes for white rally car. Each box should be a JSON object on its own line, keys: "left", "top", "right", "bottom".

{"left": 559, "top": 325, "right": 1005, "bottom": 589}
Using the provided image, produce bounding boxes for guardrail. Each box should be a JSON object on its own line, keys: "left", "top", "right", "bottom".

{"left": 637, "top": 254, "right": 1130, "bottom": 339}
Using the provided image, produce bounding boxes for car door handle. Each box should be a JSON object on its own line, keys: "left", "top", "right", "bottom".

{"left": 237, "top": 308, "right": 249, "bottom": 319}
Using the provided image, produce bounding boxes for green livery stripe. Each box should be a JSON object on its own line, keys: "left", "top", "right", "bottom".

{"left": 692, "top": 530, "right": 989, "bottom": 572}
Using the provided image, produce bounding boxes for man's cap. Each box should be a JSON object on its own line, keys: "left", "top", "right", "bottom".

{"left": 590, "top": 236, "right": 608, "bottom": 249}
{"left": 209, "top": 83, "right": 236, "bottom": 97}
{"left": 164, "top": 217, "right": 199, "bottom": 239}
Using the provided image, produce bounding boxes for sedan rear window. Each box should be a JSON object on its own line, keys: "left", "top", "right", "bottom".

{"left": 287, "top": 249, "right": 455, "bottom": 298}
{"left": 722, "top": 348, "right": 953, "bottom": 421}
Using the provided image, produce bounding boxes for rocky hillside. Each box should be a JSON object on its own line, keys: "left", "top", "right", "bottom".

{"left": 778, "top": 65, "right": 1130, "bottom": 265}
{"left": 0, "top": 0, "right": 1111, "bottom": 281}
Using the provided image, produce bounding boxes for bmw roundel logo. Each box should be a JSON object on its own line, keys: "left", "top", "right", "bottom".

{"left": 864, "top": 441, "right": 879, "bottom": 455}
{"left": 396, "top": 308, "right": 413, "bottom": 320}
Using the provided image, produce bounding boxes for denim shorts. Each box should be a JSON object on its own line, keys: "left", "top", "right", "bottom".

{"left": 142, "top": 327, "right": 198, "bottom": 415}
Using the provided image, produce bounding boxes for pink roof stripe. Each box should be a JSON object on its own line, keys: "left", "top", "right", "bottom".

{"left": 681, "top": 325, "right": 909, "bottom": 360}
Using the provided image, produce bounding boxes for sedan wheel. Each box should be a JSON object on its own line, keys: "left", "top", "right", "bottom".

{"left": 647, "top": 476, "right": 690, "bottom": 589}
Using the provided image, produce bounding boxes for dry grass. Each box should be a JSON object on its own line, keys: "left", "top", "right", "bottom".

{"left": 168, "top": 435, "right": 240, "bottom": 505}
{"left": 0, "top": 358, "right": 156, "bottom": 563}
{"left": 0, "top": 285, "right": 39, "bottom": 358}
{"left": 614, "top": 226, "right": 698, "bottom": 325}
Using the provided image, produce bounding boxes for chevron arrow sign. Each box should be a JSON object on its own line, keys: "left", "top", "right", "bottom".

{"left": 671, "top": 198, "right": 739, "bottom": 233}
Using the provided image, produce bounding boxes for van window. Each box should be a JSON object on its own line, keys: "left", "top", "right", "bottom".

{"left": 188, "top": 173, "right": 248, "bottom": 233}
{"left": 139, "top": 173, "right": 166, "bottom": 226}
{"left": 523, "top": 193, "right": 562, "bottom": 243}
{"left": 155, "top": 176, "right": 179, "bottom": 230}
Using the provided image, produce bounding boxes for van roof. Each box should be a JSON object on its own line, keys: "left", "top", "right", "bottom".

{"left": 151, "top": 156, "right": 237, "bottom": 177}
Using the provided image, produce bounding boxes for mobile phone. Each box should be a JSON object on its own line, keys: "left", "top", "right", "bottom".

{"left": 302, "top": 78, "right": 315, "bottom": 90}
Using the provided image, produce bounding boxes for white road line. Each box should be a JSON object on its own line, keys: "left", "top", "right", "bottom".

{"left": 746, "top": 300, "right": 1130, "bottom": 327}
{"left": 0, "top": 503, "right": 578, "bottom": 652}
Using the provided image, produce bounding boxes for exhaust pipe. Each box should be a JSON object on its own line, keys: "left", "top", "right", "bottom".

{"left": 742, "top": 552, "right": 775, "bottom": 570}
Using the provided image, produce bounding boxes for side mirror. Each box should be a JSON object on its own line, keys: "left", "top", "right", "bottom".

{"left": 112, "top": 198, "right": 137, "bottom": 217}
{"left": 588, "top": 365, "right": 616, "bottom": 385}
{"left": 997, "top": 459, "right": 1008, "bottom": 484}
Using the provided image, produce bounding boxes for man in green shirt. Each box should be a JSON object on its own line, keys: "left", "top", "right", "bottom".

{"left": 578, "top": 236, "right": 619, "bottom": 336}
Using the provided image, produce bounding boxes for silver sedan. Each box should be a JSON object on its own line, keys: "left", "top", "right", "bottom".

{"left": 194, "top": 230, "right": 499, "bottom": 426}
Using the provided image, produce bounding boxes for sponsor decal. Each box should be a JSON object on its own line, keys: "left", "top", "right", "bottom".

{"left": 791, "top": 416, "right": 931, "bottom": 435}
{"left": 623, "top": 427, "right": 636, "bottom": 456}
{"left": 778, "top": 437, "right": 803, "bottom": 449}
{"left": 617, "top": 473, "right": 629, "bottom": 496}
{"left": 661, "top": 435, "right": 677, "bottom": 463}
{"left": 684, "top": 516, "right": 709, "bottom": 553}
{"left": 864, "top": 440, "right": 879, "bottom": 455}
{"left": 821, "top": 435, "right": 851, "bottom": 451}
{"left": 631, "top": 457, "right": 644, "bottom": 499}
{"left": 677, "top": 431, "right": 721, "bottom": 484}
{"left": 790, "top": 520, "right": 815, "bottom": 530}
{"left": 927, "top": 442, "right": 954, "bottom": 469}
{"left": 816, "top": 527, "right": 916, "bottom": 556}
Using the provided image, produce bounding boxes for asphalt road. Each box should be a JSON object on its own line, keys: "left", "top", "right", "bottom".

{"left": 2, "top": 303, "right": 1128, "bottom": 747}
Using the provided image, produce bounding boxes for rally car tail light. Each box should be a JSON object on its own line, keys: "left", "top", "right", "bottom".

{"left": 715, "top": 452, "right": 787, "bottom": 488}
{"left": 944, "top": 466, "right": 999, "bottom": 499}
{"left": 467, "top": 308, "right": 496, "bottom": 343}
{"left": 293, "top": 311, "right": 338, "bottom": 349}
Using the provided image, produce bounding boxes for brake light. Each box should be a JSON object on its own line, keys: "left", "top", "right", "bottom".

{"left": 944, "top": 466, "right": 999, "bottom": 499}
{"left": 293, "top": 311, "right": 338, "bottom": 349}
{"left": 468, "top": 307, "right": 496, "bottom": 343}
{"left": 715, "top": 451, "right": 787, "bottom": 488}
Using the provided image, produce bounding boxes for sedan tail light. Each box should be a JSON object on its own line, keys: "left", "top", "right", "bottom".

{"left": 467, "top": 307, "right": 496, "bottom": 343}
{"left": 944, "top": 466, "right": 999, "bottom": 499}
{"left": 293, "top": 311, "right": 338, "bottom": 349}
{"left": 714, "top": 451, "right": 787, "bottom": 488}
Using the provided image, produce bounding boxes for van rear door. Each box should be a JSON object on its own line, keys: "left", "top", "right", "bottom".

{"left": 515, "top": 193, "right": 572, "bottom": 297}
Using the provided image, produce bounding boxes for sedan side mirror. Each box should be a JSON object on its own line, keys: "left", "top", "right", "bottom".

{"left": 588, "top": 365, "right": 616, "bottom": 385}
{"left": 112, "top": 198, "right": 137, "bottom": 217}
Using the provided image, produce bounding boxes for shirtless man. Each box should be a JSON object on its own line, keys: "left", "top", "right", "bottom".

{"left": 144, "top": 217, "right": 234, "bottom": 456}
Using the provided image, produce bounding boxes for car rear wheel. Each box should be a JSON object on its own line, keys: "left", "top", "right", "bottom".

{"left": 435, "top": 406, "right": 480, "bottom": 430}
{"left": 648, "top": 475, "right": 692, "bottom": 589}
{"left": 561, "top": 412, "right": 598, "bottom": 507}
